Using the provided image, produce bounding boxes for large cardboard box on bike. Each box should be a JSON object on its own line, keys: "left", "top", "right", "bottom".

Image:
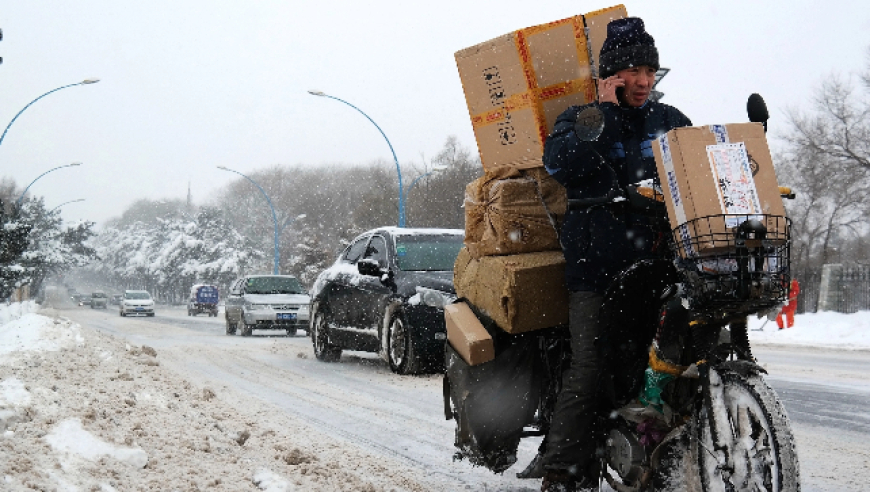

{"left": 464, "top": 167, "right": 567, "bottom": 258}
{"left": 454, "top": 5, "right": 627, "bottom": 172}
{"left": 454, "top": 247, "right": 569, "bottom": 333}
{"left": 653, "top": 123, "right": 786, "bottom": 257}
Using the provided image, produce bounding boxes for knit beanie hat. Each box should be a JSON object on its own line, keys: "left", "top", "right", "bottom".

{"left": 598, "top": 17, "right": 659, "bottom": 79}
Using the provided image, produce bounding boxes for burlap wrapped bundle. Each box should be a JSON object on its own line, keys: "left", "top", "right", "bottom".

{"left": 464, "top": 167, "right": 567, "bottom": 259}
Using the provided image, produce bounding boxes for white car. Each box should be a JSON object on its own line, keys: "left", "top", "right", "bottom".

{"left": 119, "top": 290, "right": 155, "bottom": 317}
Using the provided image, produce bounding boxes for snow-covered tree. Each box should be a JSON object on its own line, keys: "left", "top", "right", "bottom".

{"left": 15, "top": 198, "right": 97, "bottom": 295}
{"left": 0, "top": 200, "right": 31, "bottom": 298}
{"left": 85, "top": 207, "right": 262, "bottom": 301}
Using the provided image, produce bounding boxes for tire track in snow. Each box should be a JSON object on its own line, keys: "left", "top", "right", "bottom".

{"left": 159, "top": 344, "right": 539, "bottom": 491}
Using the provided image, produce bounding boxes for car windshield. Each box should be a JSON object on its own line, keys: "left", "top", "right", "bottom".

{"left": 394, "top": 234, "right": 464, "bottom": 271}
{"left": 125, "top": 292, "right": 151, "bottom": 300}
{"left": 245, "top": 277, "right": 304, "bottom": 295}
{"left": 92, "top": 293, "right": 106, "bottom": 298}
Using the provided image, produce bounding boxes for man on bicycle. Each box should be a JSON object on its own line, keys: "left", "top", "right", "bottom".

{"left": 539, "top": 17, "right": 692, "bottom": 491}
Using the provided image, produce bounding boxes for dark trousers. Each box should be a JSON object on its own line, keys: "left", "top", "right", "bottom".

{"left": 542, "top": 290, "right": 603, "bottom": 475}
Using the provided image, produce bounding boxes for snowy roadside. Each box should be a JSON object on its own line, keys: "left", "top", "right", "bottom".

{"left": 0, "top": 303, "right": 430, "bottom": 492}
{"left": 748, "top": 311, "right": 870, "bottom": 350}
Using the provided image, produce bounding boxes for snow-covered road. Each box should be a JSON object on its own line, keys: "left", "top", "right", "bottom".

{"left": 64, "top": 305, "right": 545, "bottom": 491}
{"left": 9, "top": 303, "right": 869, "bottom": 491}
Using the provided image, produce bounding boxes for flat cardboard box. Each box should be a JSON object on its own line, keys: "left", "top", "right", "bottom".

{"left": 454, "top": 5, "right": 626, "bottom": 172}
{"left": 454, "top": 247, "right": 568, "bottom": 333}
{"left": 464, "top": 167, "right": 566, "bottom": 258}
{"left": 445, "top": 301, "right": 495, "bottom": 366}
{"left": 653, "top": 123, "right": 786, "bottom": 256}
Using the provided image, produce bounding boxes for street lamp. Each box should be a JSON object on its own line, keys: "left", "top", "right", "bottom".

{"left": 49, "top": 198, "right": 85, "bottom": 214}
{"left": 406, "top": 165, "right": 448, "bottom": 197}
{"left": 217, "top": 165, "right": 299, "bottom": 275}
{"left": 0, "top": 78, "right": 100, "bottom": 149}
{"left": 308, "top": 90, "right": 406, "bottom": 228}
{"left": 18, "top": 162, "right": 82, "bottom": 205}
{"left": 279, "top": 213, "right": 306, "bottom": 238}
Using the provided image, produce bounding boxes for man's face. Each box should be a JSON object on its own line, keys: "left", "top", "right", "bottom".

{"left": 616, "top": 66, "right": 657, "bottom": 107}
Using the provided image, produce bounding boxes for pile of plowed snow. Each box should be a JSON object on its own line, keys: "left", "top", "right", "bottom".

{"left": 0, "top": 304, "right": 426, "bottom": 491}
{"left": 748, "top": 310, "right": 870, "bottom": 349}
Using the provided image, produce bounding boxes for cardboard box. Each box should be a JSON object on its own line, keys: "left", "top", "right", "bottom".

{"left": 454, "top": 247, "right": 569, "bottom": 333}
{"left": 455, "top": 5, "right": 627, "bottom": 172}
{"left": 653, "top": 123, "right": 786, "bottom": 256}
{"left": 464, "top": 167, "right": 567, "bottom": 258}
{"left": 445, "top": 301, "right": 495, "bottom": 366}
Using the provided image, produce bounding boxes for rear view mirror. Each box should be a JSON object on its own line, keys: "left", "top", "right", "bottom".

{"left": 573, "top": 106, "right": 605, "bottom": 142}
{"left": 357, "top": 259, "right": 382, "bottom": 277}
{"left": 747, "top": 93, "right": 769, "bottom": 132}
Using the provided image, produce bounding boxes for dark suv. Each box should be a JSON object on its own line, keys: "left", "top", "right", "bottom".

{"left": 309, "top": 227, "right": 464, "bottom": 374}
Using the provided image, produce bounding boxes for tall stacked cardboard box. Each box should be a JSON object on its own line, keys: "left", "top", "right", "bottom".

{"left": 447, "top": 6, "right": 628, "bottom": 364}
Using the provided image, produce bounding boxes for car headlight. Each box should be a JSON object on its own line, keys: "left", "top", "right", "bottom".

{"left": 415, "top": 287, "right": 456, "bottom": 309}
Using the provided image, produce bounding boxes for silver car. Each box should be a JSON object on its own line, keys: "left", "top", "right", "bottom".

{"left": 224, "top": 275, "right": 310, "bottom": 337}
{"left": 119, "top": 290, "right": 155, "bottom": 317}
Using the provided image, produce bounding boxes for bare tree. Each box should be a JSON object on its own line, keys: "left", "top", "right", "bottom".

{"left": 406, "top": 136, "right": 482, "bottom": 229}
{"left": 780, "top": 52, "right": 870, "bottom": 274}
{"left": 784, "top": 60, "right": 870, "bottom": 170}
{"left": 777, "top": 148, "right": 870, "bottom": 274}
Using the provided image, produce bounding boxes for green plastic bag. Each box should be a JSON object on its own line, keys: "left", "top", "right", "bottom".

{"left": 638, "top": 367, "right": 675, "bottom": 413}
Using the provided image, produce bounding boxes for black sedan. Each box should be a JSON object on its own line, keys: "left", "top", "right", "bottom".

{"left": 309, "top": 227, "right": 464, "bottom": 374}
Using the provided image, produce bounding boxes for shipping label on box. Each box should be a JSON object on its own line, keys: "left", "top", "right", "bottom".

{"left": 455, "top": 5, "right": 626, "bottom": 172}
{"left": 705, "top": 142, "right": 763, "bottom": 227}
{"left": 654, "top": 123, "right": 786, "bottom": 256}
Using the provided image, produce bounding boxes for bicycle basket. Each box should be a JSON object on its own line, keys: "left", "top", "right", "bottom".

{"left": 669, "top": 214, "right": 791, "bottom": 313}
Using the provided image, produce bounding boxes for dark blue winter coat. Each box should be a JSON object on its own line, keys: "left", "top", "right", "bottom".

{"left": 544, "top": 101, "right": 692, "bottom": 293}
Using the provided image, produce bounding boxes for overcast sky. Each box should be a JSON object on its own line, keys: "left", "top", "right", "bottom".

{"left": 1, "top": 1, "right": 868, "bottom": 226}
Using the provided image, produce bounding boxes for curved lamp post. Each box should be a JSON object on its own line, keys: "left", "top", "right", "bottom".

{"left": 49, "top": 198, "right": 85, "bottom": 214}
{"left": 279, "top": 213, "right": 306, "bottom": 238}
{"left": 406, "top": 165, "right": 448, "bottom": 197}
{"left": 308, "top": 90, "right": 405, "bottom": 228}
{"left": 0, "top": 78, "right": 100, "bottom": 149}
{"left": 218, "top": 165, "right": 290, "bottom": 275}
{"left": 18, "top": 162, "right": 82, "bottom": 205}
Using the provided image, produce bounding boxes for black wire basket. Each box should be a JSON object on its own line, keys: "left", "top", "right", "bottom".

{"left": 668, "top": 214, "right": 791, "bottom": 313}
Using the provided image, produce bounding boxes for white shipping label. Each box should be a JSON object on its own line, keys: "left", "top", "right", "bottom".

{"left": 706, "top": 142, "right": 763, "bottom": 227}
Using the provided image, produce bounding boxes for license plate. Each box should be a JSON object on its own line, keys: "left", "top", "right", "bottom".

{"left": 277, "top": 313, "right": 296, "bottom": 320}
{"left": 135, "top": 307, "right": 144, "bottom": 311}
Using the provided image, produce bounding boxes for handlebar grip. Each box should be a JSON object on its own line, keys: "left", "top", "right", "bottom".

{"left": 635, "top": 187, "right": 664, "bottom": 203}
